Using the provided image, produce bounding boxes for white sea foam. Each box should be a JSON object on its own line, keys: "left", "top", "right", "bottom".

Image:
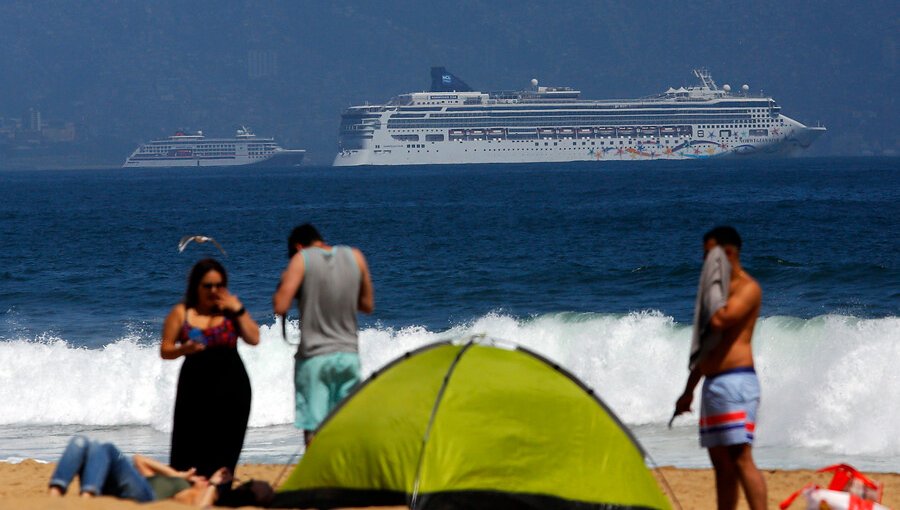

{"left": 1, "top": 457, "right": 48, "bottom": 465}
{"left": 1, "top": 313, "right": 897, "bottom": 460}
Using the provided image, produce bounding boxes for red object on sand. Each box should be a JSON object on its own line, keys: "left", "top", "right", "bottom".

{"left": 820, "top": 464, "right": 884, "bottom": 503}
{"left": 779, "top": 464, "right": 886, "bottom": 509}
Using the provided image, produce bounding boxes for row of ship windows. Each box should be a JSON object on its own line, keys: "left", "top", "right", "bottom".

{"left": 388, "top": 130, "right": 771, "bottom": 143}
{"left": 393, "top": 145, "right": 722, "bottom": 154}
{"left": 379, "top": 119, "right": 774, "bottom": 129}
{"left": 455, "top": 147, "right": 641, "bottom": 152}
{"left": 420, "top": 109, "right": 770, "bottom": 118}
{"left": 380, "top": 123, "right": 776, "bottom": 131}
{"left": 154, "top": 150, "right": 275, "bottom": 153}
{"left": 141, "top": 150, "right": 274, "bottom": 156}
{"left": 368, "top": 134, "right": 774, "bottom": 153}
{"left": 345, "top": 117, "right": 782, "bottom": 129}
{"left": 378, "top": 103, "right": 776, "bottom": 114}
{"left": 391, "top": 146, "right": 681, "bottom": 155}
{"left": 390, "top": 105, "right": 773, "bottom": 116}
{"left": 362, "top": 109, "right": 776, "bottom": 118}
{"left": 372, "top": 119, "right": 785, "bottom": 134}
{"left": 388, "top": 144, "right": 769, "bottom": 155}
{"left": 383, "top": 129, "right": 773, "bottom": 136}
{"left": 390, "top": 146, "right": 706, "bottom": 154}
{"left": 142, "top": 145, "right": 276, "bottom": 152}
{"left": 146, "top": 144, "right": 238, "bottom": 149}
{"left": 343, "top": 103, "right": 777, "bottom": 118}
{"left": 699, "top": 122, "right": 783, "bottom": 129}
{"left": 389, "top": 135, "right": 767, "bottom": 151}
{"left": 386, "top": 114, "right": 761, "bottom": 122}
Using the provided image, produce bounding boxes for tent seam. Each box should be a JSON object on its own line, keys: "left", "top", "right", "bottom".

{"left": 408, "top": 338, "right": 476, "bottom": 509}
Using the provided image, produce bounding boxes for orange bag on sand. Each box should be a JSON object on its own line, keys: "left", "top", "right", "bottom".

{"left": 780, "top": 464, "right": 889, "bottom": 510}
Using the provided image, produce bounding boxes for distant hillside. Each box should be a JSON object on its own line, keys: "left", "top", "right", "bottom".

{"left": 0, "top": 1, "right": 896, "bottom": 165}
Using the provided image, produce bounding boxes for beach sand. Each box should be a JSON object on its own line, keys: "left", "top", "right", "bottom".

{"left": 2, "top": 460, "right": 898, "bottom": 509}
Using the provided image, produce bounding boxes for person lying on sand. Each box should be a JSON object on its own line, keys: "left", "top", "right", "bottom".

{"left": 48, "top": 435, "right": 230, "bottom": 506}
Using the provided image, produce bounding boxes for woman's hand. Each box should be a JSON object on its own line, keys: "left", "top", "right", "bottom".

{"left": 217, "top": 289, "right": 260, "bottom": 346}
{"left": 181, "top": 341, "right": 205, "bottom": 355}
{"left": 215, "top": 289, "right": 243, "bottom": 315}
{"left": 162, "top": 304, "right": 200, "bottom": 360}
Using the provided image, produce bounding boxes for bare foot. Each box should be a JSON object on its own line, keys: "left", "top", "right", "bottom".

{"left": 48, "top": 486, "right": 63, "bottom": 497}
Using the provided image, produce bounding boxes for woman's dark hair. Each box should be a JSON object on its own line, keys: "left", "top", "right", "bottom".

{"left": 184, "top": 258, "right": 228, "bottom": 309}
{"left": 217, "top": 480, "right": 275, "bottom": 507}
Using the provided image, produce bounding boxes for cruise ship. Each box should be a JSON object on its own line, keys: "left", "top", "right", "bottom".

{"left": 124, "top": 127, "right": 305, "bottom": 168}
{"left": 333, "top": 68, "right": 825, "bottom": 166}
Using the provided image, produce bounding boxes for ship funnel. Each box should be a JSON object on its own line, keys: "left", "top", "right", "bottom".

{"left": 430, "top": 67, "right": 473, "bottom": 92}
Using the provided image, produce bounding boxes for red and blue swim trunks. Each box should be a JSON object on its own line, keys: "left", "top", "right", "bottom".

{"left": 700, "top": 366, "right": 760, "bottom": 448}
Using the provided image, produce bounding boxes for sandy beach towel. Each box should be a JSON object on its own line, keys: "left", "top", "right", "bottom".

{"left": 689, "top": 245, "right": 731, "bottom": 370}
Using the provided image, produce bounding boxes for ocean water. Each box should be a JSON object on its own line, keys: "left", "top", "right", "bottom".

{"left": 0, "top": 158, "right": 897, "bottom": 472}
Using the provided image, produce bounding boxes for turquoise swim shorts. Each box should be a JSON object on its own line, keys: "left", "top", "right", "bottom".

{"left": 294, "top": 352, "right": 361, "bottom": 431}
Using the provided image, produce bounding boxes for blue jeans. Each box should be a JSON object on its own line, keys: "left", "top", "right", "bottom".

{"left": 48, "top": 435, "right": 155, "bottom": 502}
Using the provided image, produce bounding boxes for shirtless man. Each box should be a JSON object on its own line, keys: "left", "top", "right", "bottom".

{"left": 674, "top": 226, "right": 768, "bottom": 510}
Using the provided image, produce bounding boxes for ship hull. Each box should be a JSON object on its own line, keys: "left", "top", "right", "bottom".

{"left": 124, "top": 150, "right": 305, "bottom": 168}
{"left": 334, "top": 124, "right": 825, "bottom": 167}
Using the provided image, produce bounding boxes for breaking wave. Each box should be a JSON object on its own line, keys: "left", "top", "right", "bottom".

{"left": 1, "top": 312, "right": 897, "bottom": 458}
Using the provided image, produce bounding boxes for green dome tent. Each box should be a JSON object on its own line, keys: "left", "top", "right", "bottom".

{"left": 273, "top": 338, "right": 672, "bottom": 510}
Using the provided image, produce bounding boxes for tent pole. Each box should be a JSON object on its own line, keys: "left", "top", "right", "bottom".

{"left": 408, "top": 339, "right": 476, "bottom": 509}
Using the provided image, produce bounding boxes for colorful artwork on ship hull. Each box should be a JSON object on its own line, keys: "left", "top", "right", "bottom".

{"left": 586, "top": 140, "right": 736, "bottom": 159}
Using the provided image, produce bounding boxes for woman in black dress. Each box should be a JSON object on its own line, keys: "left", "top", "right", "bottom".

{"left": 161, "top": 258, "right": 260, "bottom": 478}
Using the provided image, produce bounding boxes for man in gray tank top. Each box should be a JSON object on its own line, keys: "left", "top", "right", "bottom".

{"left": 273, "top": 224, "right": 374, "bottom": 445}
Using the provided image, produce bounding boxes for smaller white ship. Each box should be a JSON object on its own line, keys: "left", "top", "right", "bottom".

{"left": 124, "top": 126, "right": 305, "bottom": 168}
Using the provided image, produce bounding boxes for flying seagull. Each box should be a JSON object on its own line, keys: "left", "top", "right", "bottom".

{"left": 178, "top": 235, "right": 227, "bottom": 257}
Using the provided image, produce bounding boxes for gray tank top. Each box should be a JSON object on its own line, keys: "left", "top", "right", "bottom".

{"left": 296, "top": 246, "right": 361, "bottom": 359}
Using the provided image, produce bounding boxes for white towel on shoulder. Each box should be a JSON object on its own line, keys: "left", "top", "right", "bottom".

{"left": 689, "top": 245, "right": 731, "bottom": 370}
